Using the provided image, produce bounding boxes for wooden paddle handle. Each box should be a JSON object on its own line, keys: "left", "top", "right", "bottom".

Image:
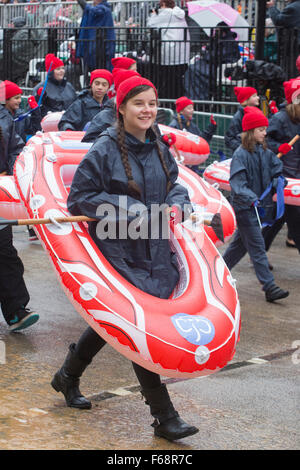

{"left": 277, "top": 134, "right": 299, "bottom": 158}
{"left": 15, "top": 215, "right": 97, "bottom": 226}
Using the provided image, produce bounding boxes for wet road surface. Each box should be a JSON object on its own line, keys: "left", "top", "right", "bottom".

{"left": 0, "top": 226, "right": 299, "bottom": 451}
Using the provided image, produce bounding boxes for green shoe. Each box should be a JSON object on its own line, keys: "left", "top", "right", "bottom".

{"left": 8, "top": 308, "right": 39, "bottom": 332}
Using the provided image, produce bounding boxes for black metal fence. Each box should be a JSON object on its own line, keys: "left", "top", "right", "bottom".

{"left": 1, "top": 25, "right": 299, "bottom": 103}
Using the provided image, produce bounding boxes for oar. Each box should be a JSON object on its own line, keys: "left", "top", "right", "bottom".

{"left": 0, "top": 212, "right": 225, "bottom": 242}
{"left": 277, "top": 134, "right": 299, "bottom": 158}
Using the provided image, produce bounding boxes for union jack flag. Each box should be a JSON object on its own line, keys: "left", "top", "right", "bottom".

{"left": 238, "top": 44, "right": 255, "bottom": 64}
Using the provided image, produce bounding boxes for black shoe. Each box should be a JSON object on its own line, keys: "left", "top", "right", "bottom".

{"left": 286, "top": 240, "right": 296, "bottom": 248}
{"left": 152, "top": 416, "right": 199, "bottom": 441}
{"left": 265, "top": 285, "right": 289, "bottom": 303}
{"left": 28, "top": 227, "right": 38, "bottom": 241}
{"left": 51, "top": 343, "right": 92, "bottom": 409}
{"left": 8, "top": 307, "right": 39, "bottom": 332}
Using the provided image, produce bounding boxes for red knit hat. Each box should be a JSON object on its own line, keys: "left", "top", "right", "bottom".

{"left": 242, "top": 106, "right": 269, "bottom": 131}
{"left": 175, "top": 96, "right": 193, "bottom": 113}
{"left": 116, "top": 76, "right": 157, "bottom": 112}
{"left": 284, "top": 78, "right": 300, "bottom": 104}
{"left": 111, "top": 57, "right": 136, "bottom": 70}
{"left": 112, "top": 68, "right": 140, "bottom": 92}
{"left": 90, "top": 69, "right": 113, "bottom": 86}
{"left": 0, "top": 80, "right": 22, "bottom": 100}
{"left": 45, "top": 53, "right": 64, "bottom": 72}
{"left": 234, "top": 86, "right": 257, "bottom": 104}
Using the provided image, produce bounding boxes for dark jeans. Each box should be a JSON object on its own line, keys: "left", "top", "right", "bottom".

{"left": 75, "top": 326, "right": 162, "bottom": 390}
{"left": 223, "top": 208, "right": 275, "bottom": 291}
{"left": 0, "top": 226, "right": 30, "bottom": 323}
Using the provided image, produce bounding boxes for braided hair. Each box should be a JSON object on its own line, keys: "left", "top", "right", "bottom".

{"left": 117, "top": 85, "right": 172, "bottom": 198}
{"left": 177, "top": 112, "right": 190, "bottom": 130}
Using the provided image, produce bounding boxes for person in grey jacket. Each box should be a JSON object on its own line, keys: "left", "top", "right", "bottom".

{"left": 51, "top": 76, "right": 199, "bottom": 442}
{"left": 33, "top": 54, "right": 77, "bottom": 118}
{"left": 58, "top": 69, "right": 113, "bottom": 131}
{"left": 223, "top": 106, "right": 289, "bottom": 303}
{"left": 225, "top": 86, "right": 259, "bottom": 155}
{"left": 169, "top": 96, "right": 217, "bottom": 140}
{"left": 82, "top": 68, "right": 140, "bottom": 142}
{"left": 1, "top": 80, "right": 41, "bottom": 143}
{"left": 0, "top": 104, "right": 39, "bottom": 332}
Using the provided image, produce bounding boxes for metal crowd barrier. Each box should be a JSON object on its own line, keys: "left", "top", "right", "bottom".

{"left": 0, "top": 0, "right": 287, "bottom": 29}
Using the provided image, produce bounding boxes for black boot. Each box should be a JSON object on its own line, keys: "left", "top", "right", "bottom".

{"left": 142, "top": 384, "right": 199, "bottom": 441}
{"left": 51, "top": 343, "right": 92, "bottom": 409}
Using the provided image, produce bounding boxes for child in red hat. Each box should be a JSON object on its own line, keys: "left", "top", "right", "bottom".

{"left": 225, "top": 86, "right": 259, "bottom": 155}
{"left": 82, "top": 68, "right": 141, "bottom": 142}
{"left": 111, "top": 56, "right": 137, "bottom": 71}
{"left": 169, "top": 96, "right": 217, "bottom": 173}
{"left": 223, "top": 106, "right": 289, "bottom": 303}
{"left": 33, "top": 54, "right": 77, "bottom": 118}
{"left": 52, "top": 75, "right": 199, "bottom": 442}
{"left": 169, "top": 96, "right": 217, "bottom": 140}
{"left": 0, "top": 80, "right": 41, "bottom": 144}
{"left": 58, "top": 69, "right": 113, "bottom": 131}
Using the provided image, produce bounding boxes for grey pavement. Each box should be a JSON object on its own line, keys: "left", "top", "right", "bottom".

{"left": 0, "top": 225, "right": 299, "bottom": 451}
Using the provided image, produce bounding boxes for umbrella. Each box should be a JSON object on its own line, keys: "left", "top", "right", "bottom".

{"left": 187, "top": 0, "right": 250, "bottom": 42}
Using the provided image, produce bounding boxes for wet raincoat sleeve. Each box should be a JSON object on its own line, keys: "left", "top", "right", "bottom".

{"left": 229, "top": 153, "right": 258, "bottom": 208}
{"left": 82, "top": 103, "right": 116, "bottom": 142}
{"left": 58, "top": 99, "right": 83, "bottom": 131}
{"left": 225, "top": 108, "right": 244, "bottom": 153}
{"left": 7, "top": 128, "right": 24, "bottom": 175}
{"left": 266, "top": 113, "right": 285, "bottom": 154}
{"left": 163, "top": 145, "right": 193, "bottom": 218}
{"left": 268, "top": 2, "right": 300, "bottom": 28}
{"left": 67, "top": 144, "right": 144, "bottom": 222}
{"left": 199, "top": 121, "right": 217, "bottom": 143}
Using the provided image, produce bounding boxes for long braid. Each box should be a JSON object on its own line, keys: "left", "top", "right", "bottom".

{"left": 153, "top": 126, "right": 172, "bottom": 194}
{"left": 177, "top": 112, "right": 183, "bottom": 130}
{"left": 117, "top": 116, "right": 142, "bottom": 199}
{"left": 177, "top": 112, "right": 190, "bottom": 129}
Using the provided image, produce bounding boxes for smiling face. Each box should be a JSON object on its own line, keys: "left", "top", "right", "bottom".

{"left": 119, "top": 87, "right": 157, "bottom": 141}
{"left": 253, "top": 126, "right": 267, "bottom": 144}
{"left": 181, "top": 104, "right": 194, "bottom": 121}
{"left": 5, "top": 94, "right": 21, "bottom": 113}
{"left": 91, "top": 77, "right": 110, "bottom": 102}
{"left": 53, "top": 66, "right": 65, "bottom": 82}
{"left": 246, "top": 93, "right": 260, "bottom": 107}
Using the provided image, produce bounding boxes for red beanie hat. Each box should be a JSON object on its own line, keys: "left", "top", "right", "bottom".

{"left": 284, "top": 78, "right": 300, "bottom": 104}
{"left": 111, "top": 57, "right": 136, "bottom": 70}
{"left": 45, "top": 53, "right": 64, "bottom": 72}
{"left": 242, "top": 106, "right": 268, "bottom": 131}
{"left": 296, "top": 55, "right": 300, "bottom": 74}
{"left": 112, "top": 68, "right": 140, "bottom": 92}
{"left": 234, "top": 86, "right": 257, "bottom": 104}
{"left": 0, "top": 80, "right": 22, "bottom": 100}
{"left": 116, "top": 76, "right": 157, "bottom": 112}
{"left": 90, "top": 69, "right": 113, "bottom": 86}
{"left": 175, "top": 96, "right": 193, "bottom": 113}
